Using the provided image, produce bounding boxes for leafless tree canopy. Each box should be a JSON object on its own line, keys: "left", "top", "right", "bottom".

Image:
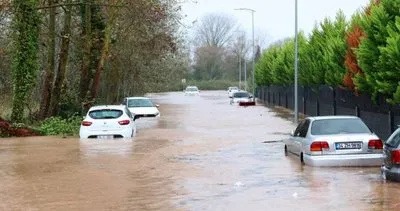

{"left": 194, "top": 13, "right": 236, "bottom": 48}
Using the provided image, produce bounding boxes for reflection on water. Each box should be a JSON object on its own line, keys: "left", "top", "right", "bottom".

{"left": 79, "top": 138, "right": 134, "bottom": 157}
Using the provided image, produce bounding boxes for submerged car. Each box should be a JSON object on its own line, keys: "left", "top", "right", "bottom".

{"left": 228, "top": 86, "right": 239, "bottom": 98}
{"left": 381, "top": 127, "right": 400, "bottom": 182}
{"left": 184, "top": 86, "right": 200, "bottom": 96}
{"left": 284, "top": 116, "right": 383, "bottom": 167}
{"left": 79, "top": 105, "right": 136, "bottom": 139}
{"left": 122, "top": 97, "right": 160, "bottom": 119}
{"left": 230, "top": 91, "right": 253, "bottom": 105}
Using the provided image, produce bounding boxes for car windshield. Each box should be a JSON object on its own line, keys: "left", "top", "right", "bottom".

{"left": 311, "top": 118, "right": 371, "bottom": 135}
{"left": 233, "top": 92, "right": 249, "bottom": 98}
{"left": 89, "top": 109, "right": 123, "bottom": 119}
{"left": 186, "top": 87, "right": 198, "bottom": 92}
{"left": 127, "top": 99, "right": 154, "bottom": 107}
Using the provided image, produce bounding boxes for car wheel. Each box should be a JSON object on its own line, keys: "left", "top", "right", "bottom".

{"left": 300, "top": 152, "right": 304, "bottom": 164}
{"left": 284, "top": 145, "right": 288, "bottom": 156}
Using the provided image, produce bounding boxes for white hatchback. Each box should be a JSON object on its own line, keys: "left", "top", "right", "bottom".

{"left": 79, "top": 105, "right": 136, "bottom": 139}
{"left": 122, "top": 97, "right": 160, "bottom": 119}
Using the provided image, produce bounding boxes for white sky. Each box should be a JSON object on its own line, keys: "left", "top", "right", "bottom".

{"left": 181, "top": 0, "right": 369, "bottom": 46}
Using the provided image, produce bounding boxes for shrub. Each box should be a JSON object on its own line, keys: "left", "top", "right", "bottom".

{"left": 38, "top": 115, "right": 82, "bottom": 136}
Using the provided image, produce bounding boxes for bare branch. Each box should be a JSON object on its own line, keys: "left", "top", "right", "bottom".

{"left": 194, "top": 13, "right": 236, "bottom": 48}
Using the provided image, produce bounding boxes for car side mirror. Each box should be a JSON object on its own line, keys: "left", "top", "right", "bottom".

{"left": 155, "top": 104, "right": 160, "bottom": 108}
{"left": 249, "top": 95, "right": 253, "bottom": 98}
{"left": 290, "top": 130, "right": 295, "bottom": 136}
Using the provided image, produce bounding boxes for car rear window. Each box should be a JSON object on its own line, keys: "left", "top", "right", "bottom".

{"left": 386, "top": 129, "right": 400, "bottom": 148}
{"left": 311, "top": 118, "right": 371, "bottom": 135}
{"left": 89, "top": 109, "right": 123, "bottom": 119}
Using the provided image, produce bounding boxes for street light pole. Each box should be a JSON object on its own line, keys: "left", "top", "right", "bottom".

{"left": 239, "top": 54, "right": 242, "bottom": 89}
{"left": 235, "top": 8, "right": 256, "bottom": 100}
{"left": 234, "top": 30, "right": 244, "bottom": 90}
{"left": 294, "top": 0, "right": 299, "bottom": 123}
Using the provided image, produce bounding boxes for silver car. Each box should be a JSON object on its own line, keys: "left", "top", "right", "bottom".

{"left": 284, "top": 116, "right": 383, "bottom": 167}
{"left": 381, "top": 128, "right": 400, "bottom": 182}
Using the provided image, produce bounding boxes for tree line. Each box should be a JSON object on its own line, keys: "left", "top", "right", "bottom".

{"left": 190, "top": 13, "right": 264, "bottom": 89}
{"left": 255, "top": 0, "right": 400, "bottom": 104}
{"left": 0, "top": 0, "right": 190, "bottom": 122}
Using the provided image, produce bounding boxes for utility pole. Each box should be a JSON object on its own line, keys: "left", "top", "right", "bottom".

{"left": 294, "top": 0, "right": 299, "bottom": 123}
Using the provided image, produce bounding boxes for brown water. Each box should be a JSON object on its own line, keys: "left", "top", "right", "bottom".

{"left": 0, "top": 91, "right": 399, "bottom": 211}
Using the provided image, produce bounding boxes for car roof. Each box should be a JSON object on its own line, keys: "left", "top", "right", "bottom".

{"left": 125, "top": 97, "right": 150, "bottom": 100}
{"left": 88, "top": 105, "right": 126, "bottom": 111}
{"left": 307, "top": 115, "right": 360, "bottom": 121}
{"left": 186, "top": 86, "right": 198, "bottom": 88}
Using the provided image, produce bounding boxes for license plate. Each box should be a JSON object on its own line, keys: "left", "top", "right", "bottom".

{"left": 335, "top": 142, "right": 362, "bottom": 150}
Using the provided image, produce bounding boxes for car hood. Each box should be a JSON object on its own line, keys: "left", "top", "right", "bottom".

{"left": 128, "top": 107, "right": 159, "bottom": 115}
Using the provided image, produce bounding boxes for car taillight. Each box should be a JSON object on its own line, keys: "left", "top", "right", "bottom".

{"left": 368, "top": 139, "right": 383, "bottom": 149}
{"left": 310, "top": 141, "right": 329, "bottom": 152}
{"left": 392, "top": 150, "right": 400, "bottom": 164}
{"left": 118, "top": 120, "right": 130, "bottom": 125}
{"left": 81, "top": 121, "right": 92, "bottom": 126}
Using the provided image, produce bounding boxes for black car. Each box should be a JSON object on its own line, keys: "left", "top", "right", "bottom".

{"left": 381, "top": 128, "right": 400, "bottom": 182}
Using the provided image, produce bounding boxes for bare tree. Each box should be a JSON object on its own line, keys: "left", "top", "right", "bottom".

{"left": 194, "top": 13, "right": 236, "bottom": 48}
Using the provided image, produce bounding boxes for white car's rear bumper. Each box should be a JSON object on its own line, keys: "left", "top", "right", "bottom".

{"left": 79, "top": 127, "right": 134, "bottom": 139}
{"left": 303, "top": 153, "right": 383, "bottom": 167}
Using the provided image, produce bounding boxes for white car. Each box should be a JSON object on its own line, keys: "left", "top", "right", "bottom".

{"left": 228, "top": 86, "right": 239, "bottom": 98}
{"left": 122, "top": 97, "right": 160, "bottom": 119}
{"left": 230, "top": 91, "right": 253, "bottom": 105}
{"left": 184, "top": 86, "right": 200, "bottom": 96}
{"left": 284, "top": 116, "right": 383, "bottom": 167}
{"left": 79, "top": 105, "right": 136, "bottom": 139}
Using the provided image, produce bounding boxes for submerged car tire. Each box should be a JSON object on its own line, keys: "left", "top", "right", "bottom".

{"left": 284, "top": 145, "right": 288, "bottom": 156}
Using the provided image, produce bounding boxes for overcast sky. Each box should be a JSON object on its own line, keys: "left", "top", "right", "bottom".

{"left": 181, "top": 0, "right": 369, "bottom": 46}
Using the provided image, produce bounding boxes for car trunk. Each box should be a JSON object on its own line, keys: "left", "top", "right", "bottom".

{"left": 311, "top": 134, "right": 382, "bottom": 155}
{"left": 89, "top": 119, "right": 126, "bottom": 132}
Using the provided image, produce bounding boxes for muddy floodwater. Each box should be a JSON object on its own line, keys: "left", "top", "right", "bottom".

{"left": 1, "top": 91, "right": 399, "bottom": 211}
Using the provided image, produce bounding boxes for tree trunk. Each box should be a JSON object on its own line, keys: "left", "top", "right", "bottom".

{"left": 90, "top": 21, "right": 112, "bottom": 100}
{"left": 10, "top": 0, "right": 40, "bottom": 122}
{"left": 38, "top": 0, "right": 56, "bottom": 120}
{"left": 79, "top": 1, "right": 92, "bottom": 104}
{"left": 49, "top": 1, "right": 72, "bottom": 116}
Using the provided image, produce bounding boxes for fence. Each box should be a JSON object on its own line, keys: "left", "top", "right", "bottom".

{"left": 256, "top": 85, "right": 400, "bottom": 140}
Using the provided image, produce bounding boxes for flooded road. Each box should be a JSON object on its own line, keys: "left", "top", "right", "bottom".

{"left": 1, "top": 91, "right": 399, "bottom": 211}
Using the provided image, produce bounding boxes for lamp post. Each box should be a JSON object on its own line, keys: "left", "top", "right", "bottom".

{"left": 235, "top": 8, "right": 255, "bottom": 100}
{"left": 294, "top": 0, "right": 299, "bottom": 123}
{"left": 234, "top": 30, "right": 245, "bottom": 90}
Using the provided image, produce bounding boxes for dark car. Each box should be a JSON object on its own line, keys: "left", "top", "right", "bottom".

{"left": 381, "top": 128, "right": 400, "bottom": 182}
